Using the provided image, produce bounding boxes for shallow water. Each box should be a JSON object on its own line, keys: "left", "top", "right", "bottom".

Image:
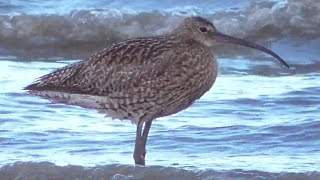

{"left": 1, "top": 58, "right": 319, "bottom": 173}
{"left": 0, "top": 0, "right": 320, "bottom": 179}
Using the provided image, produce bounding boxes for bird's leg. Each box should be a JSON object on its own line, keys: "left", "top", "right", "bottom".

{"left": 141, "top": 120, "right": 153, "bottom": 160}
{"left": 133, "top": 120, "right": 153, "bottom": 166}
{"left": 134, "top": 121, "right": 145, "bottom": 165}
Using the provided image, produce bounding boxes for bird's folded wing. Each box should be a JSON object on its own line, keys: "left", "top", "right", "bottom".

{"left": 24, "top": 43, "right": 175, "bottom": 96}
{"left": 76, "top": 50, "right": 175, "bottom": 96}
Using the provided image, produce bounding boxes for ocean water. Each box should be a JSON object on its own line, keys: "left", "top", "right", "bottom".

{"left": 0, "top": 0, "right": 320, "bottom": 179}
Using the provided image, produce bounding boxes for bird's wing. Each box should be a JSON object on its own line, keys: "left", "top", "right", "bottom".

{"left": 24, "top": 60, "right": 86, "bottom": 92}
{"left": 78, "top": 46, "right": 174, "bottom": 96}
{"left": 24, "top": 37, "right": 175, "bottom": 96}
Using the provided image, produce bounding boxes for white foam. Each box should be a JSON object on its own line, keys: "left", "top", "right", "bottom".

{"left": 0, "top": 0, "right": 319, "bottom": 59}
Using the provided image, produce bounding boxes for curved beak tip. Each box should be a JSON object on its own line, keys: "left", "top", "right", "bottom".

{"left": 281, "top": 61, "right": 290, "bottom": 69}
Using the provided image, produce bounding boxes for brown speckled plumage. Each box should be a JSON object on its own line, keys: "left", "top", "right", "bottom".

{"left": 25, "top": 16, "right": 289, "bottom": 165}
{"left": 25, "top": 24, "right": 217, "bottom": 124}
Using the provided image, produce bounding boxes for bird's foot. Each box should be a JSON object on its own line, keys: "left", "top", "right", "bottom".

{"left": 133, "top": 151, "right": 145, "bottom": 166}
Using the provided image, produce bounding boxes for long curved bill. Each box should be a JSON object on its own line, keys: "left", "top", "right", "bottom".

{"left": 211, "top": 31, "right": 290, "bottom": 68}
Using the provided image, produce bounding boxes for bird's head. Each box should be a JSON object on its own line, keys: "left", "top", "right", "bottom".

{"left": 173, "top": 16, "right": 289, "bottom": 68}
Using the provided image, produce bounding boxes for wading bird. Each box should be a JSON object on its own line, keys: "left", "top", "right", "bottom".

{"left": 25, "top": 16, "right": 289, "bottom": 166}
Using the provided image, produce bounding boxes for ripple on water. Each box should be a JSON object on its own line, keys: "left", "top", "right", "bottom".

{"left": 0, "top": 59, "right": 320, "bottom": 172}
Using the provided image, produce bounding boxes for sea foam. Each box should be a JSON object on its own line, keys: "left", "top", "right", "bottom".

{"left": 0, "top": 0, "right": 319, "bottom": 59}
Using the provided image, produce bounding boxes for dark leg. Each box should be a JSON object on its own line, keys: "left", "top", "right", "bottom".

{"left": 133, "top": 121, "right": 144, "bottom": 165}
{"left": 141, "top": 121, "right": 152, "bottom": 159}
{"left": 133, "top": 120, "right": 153, "bottom": 166}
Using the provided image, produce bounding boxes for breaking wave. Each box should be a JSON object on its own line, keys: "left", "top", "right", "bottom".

{"left": 0, "top": 0, "right": 319, "bottom": 59}
{"left": 1, "top": 162, "right": 319, "bottom": 180}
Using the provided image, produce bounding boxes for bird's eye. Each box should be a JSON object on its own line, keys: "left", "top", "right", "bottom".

{"left": 198, "top": 27, "right": 207, "bottom": 33}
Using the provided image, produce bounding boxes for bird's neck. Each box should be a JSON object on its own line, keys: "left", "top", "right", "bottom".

{"left": 166, "top": 32, "right": 199, "bottom": 47}
{"left": 168, "top": 24, "right": 193, "bottom": 37}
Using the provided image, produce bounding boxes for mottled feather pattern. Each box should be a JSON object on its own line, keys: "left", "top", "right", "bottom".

{"left": 25, "top": 17, "right": 218, "bottom": 124}
{"left": 24, "top": 61, "right": 86, "bottom": 92}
